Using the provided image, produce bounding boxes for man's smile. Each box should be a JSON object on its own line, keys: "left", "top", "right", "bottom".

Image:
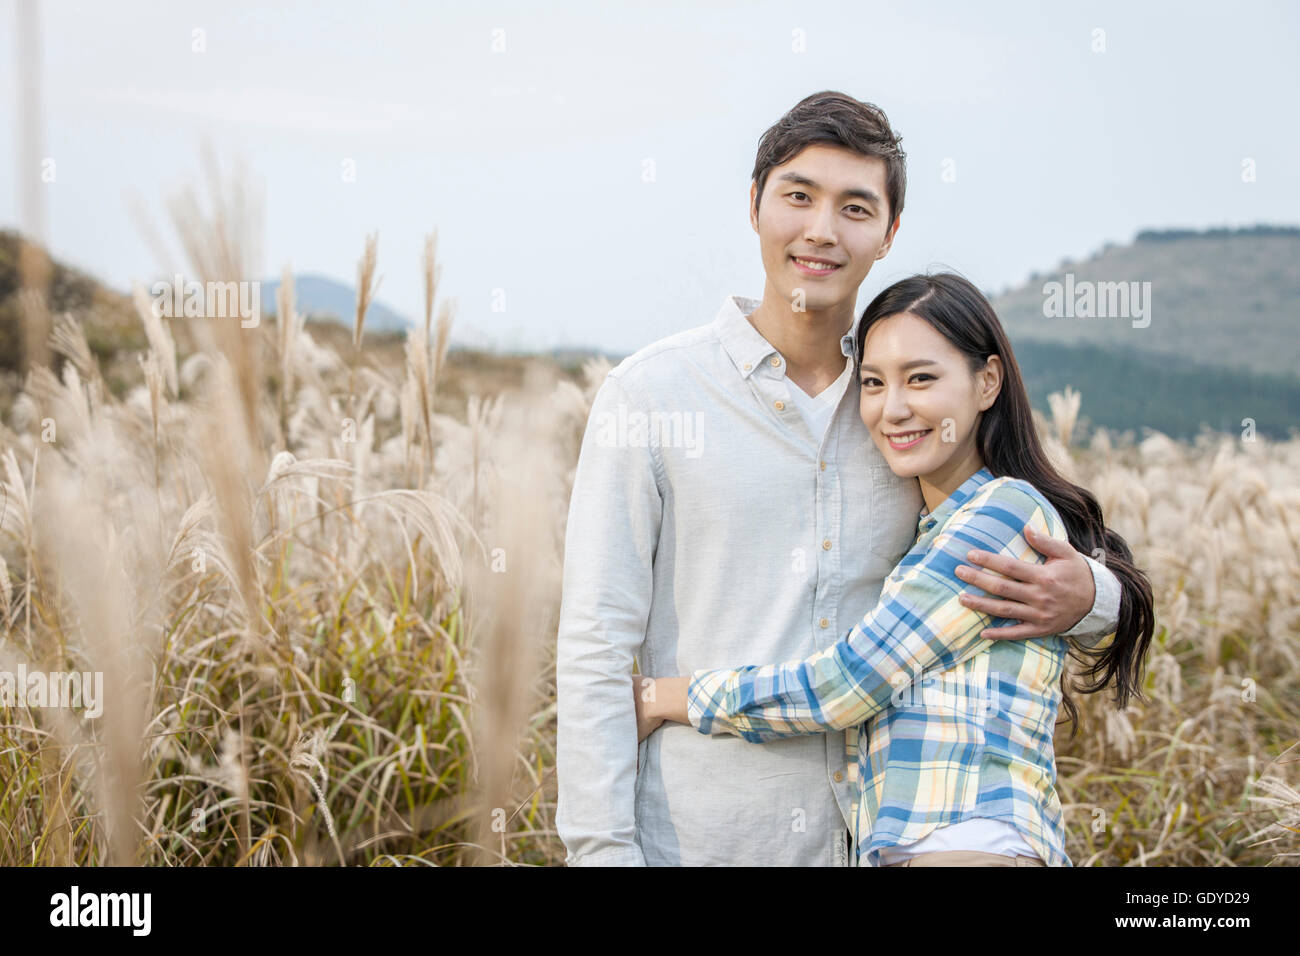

{"left": 790, "top": 255, "right": 842, "bottom": 275}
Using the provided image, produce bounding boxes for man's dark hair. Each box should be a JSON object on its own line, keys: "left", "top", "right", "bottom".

{"left": 752, "top": 91, "right": 907, "bottom": 232}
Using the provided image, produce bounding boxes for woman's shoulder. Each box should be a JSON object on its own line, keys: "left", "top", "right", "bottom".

{"left": 960, "top": 474, "right": 1068, "bottom": 542}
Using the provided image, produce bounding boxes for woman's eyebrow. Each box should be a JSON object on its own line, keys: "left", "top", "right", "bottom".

{"left": 859, "top": 359, "right": 940, "bottom": 373}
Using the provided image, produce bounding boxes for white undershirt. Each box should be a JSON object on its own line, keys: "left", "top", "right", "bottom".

{"left": 872, "top": 818, "right": 1040, "bottom": 865}
{"left": 784, "top": 361, "right": 853, "bottom": 440}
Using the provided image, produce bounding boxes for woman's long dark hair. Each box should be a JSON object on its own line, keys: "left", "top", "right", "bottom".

{"left": 854, "top": 272, "right": 1155, "bottom": 736}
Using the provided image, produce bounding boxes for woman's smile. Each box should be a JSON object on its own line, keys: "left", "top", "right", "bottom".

{"left": 884, "top": 428, "right": 932, "bottom": 450}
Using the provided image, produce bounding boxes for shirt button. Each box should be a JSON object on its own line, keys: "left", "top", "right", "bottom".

{"left": 770, "top": 356, "right": 781, "bottom": 367}
{"left": 819, "top": 461, "right": 826, "bottom": 471}
{"left": 774, "top": 400, "right": 785, "bottom": 411}
{"left": 833, "top": 771, "right": 844, "bottom": 782}
{"left": 822, "top": 539, "right": 832, "bottom": 551}
{"left": 819, "top": 617, "right": 829, "bottom": 628}
{"left": 743, "top": 362, "right": 752, "bottom": 371}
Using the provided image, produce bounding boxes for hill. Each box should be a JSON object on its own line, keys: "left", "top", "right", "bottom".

{"left": 991, "top": 225, "right": 1300, "bottom": 379}
{"left": 1014, "top": 340, "right": 1299, "bottom": 441}
{"left": 259, "top": 272, "right": 413, "bottom": 332}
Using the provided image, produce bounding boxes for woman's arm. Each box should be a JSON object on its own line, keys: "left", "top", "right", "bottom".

{"left": 656, "top": 480, "right": 1062, "bottom": 743}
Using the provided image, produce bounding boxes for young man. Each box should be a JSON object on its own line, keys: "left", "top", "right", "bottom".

{"left": 555, "top": 91, "right": 1124, "bottom": 866}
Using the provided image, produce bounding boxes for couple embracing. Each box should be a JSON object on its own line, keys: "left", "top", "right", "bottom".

{"left": 556, "top": 90, "right": 1154, "bottom": 867}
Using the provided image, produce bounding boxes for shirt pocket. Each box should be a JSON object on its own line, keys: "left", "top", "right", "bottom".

{"left": 868, "top": 462, "right": 910, "bottom": 559}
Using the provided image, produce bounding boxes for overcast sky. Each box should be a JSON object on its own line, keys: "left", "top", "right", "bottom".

{"left": 3, "top": 0, "right": 1297, "bottom": 352}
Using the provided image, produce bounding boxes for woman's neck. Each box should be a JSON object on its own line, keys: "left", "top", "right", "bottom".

{"left": 919, "top": 450, "right": 986, "bottom": 515}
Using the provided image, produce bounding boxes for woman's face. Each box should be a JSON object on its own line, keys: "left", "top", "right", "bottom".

{"left": 857, "top": 312, "right": 1001, "bottom": 480}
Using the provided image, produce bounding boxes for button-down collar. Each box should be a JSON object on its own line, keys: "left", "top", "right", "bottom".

{"left": 715, "top": 295, "right": 861, "bottom": 379}
{"left": 714, "top": 295, "right": 775, "bottom": 379}
{"left": 841, "top": 324, "right": 857, "bottom": 360}
{"left": 918, "top": 466, "right": 995, "bottom": 534}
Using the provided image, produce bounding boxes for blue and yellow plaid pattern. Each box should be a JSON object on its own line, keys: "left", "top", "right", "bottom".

{"left": 686, "top": 467, "right": 1074, "bottom": 866}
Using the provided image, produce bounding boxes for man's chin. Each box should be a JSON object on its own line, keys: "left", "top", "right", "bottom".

{"left": 782, "top": 287, "right": 852, "bottom": 314}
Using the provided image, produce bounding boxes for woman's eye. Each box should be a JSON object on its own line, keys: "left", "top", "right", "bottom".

{"left": 860, "top": 375, "right": 930, "bottom": 386}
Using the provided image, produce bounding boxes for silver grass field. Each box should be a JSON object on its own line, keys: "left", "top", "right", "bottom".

{"left": 1, "top": 205, "right": 1296, "bottom": 866}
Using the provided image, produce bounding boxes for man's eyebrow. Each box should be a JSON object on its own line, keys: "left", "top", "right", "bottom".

{"left": 775, "top": 171, "right": 881, "bottom": 206}
{"left": 859, "top": 359, "right": 939, "bottom": 374}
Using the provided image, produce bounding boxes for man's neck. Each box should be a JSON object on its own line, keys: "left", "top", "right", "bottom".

{"left": 745, "top": 283, "right": 856, "bottom": 395}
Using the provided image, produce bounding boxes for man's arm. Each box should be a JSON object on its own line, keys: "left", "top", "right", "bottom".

{"left": 1060, "top": 553, "right": 1121, "bottom": 648}
{"left": 954, "top": 524, "right": 1122, "bottom": 645}
{"left": 555, "top": 373, "right": 661, "bottom": 866}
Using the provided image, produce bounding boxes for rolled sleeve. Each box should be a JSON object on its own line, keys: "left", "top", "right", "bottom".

{"left": 1061, "top": 554, "right": 1121, "bottom": 648}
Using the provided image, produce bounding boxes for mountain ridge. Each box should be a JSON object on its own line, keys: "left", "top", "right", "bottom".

{"left": 991, "top": 226, "right": 1300, "bottom": 379}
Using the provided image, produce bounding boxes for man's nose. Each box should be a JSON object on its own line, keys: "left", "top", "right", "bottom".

{"left": 803, "top": 201, "right": 837, "bottom": 245}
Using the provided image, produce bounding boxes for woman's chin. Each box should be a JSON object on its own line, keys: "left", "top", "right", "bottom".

{"left": 877, "top": 455, "right": 924, "bottom": 479}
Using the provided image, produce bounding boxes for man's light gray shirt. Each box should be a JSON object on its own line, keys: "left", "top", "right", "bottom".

{"left": 555, "top": 294, "right": 1121, "bottom": 866}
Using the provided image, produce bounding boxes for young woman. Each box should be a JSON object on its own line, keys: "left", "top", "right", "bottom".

{"left": 633, "top": 272, "right": 1154, "bottom": 867}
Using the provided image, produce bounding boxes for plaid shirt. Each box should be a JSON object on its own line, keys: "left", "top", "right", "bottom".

{"left": 687, "top": 467, "right": 1075, "bottom": 867}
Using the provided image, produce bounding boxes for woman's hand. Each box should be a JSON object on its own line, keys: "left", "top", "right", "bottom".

{"left": 632, "top": 675, "right": 692, "bottom": 740}
{"left": 632, "top": 675, "right": 665, "bottom": 741}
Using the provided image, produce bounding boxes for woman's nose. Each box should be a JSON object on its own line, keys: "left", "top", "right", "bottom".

{"left": 882, "top": 385, "right": 910, "bottom": 420}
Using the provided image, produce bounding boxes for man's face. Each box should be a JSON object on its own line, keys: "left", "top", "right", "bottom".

{"left": 750, "top": 144, "right": 899, "bottom": 314}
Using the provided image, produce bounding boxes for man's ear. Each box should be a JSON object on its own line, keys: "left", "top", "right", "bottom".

{"left": 875, "top": 214, "right": 902, "bottom": 260}
{"left": 749, "top": 181, "right": 760, "bottom": 233}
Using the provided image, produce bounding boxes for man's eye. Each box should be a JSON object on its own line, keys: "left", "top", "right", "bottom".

{"left": 789, "top": 191, "right": 808, "bottom": 201}
{"left": 848, "top": 205, "right": 870, "bottom": 215}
